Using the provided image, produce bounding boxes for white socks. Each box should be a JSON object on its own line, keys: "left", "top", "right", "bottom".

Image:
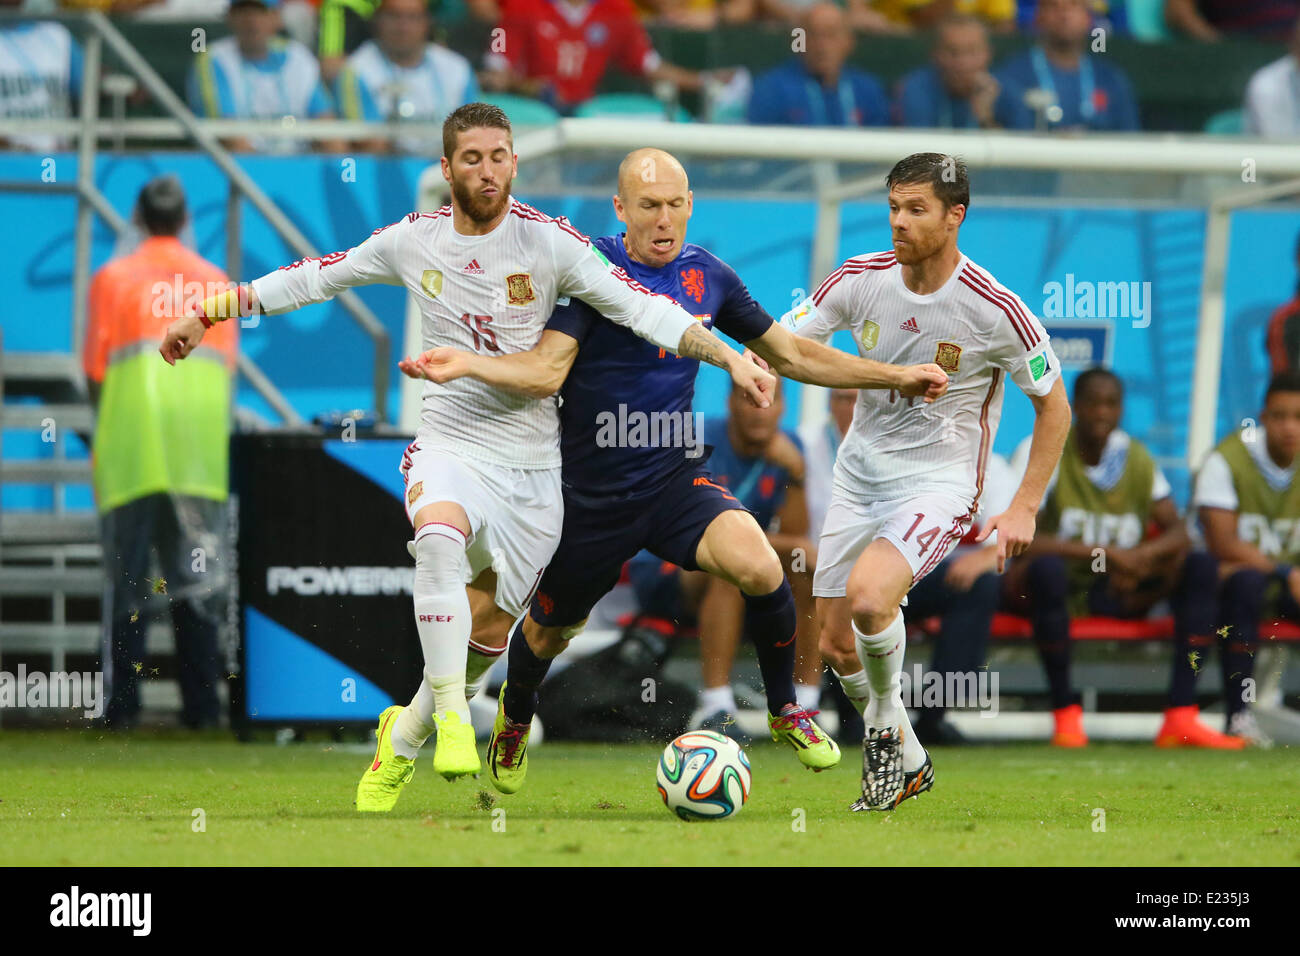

{"left": 698, "top": 684, "right": 736, "bottom": 716}
{"left": 465, "top": 637, "right": 505, "bottom": 701}
{"left": 834, "top": 668, "right": 870, "bottom": 714}
{"left": 852, "top": 610, "right": 924, "bottom": 772}
{"left": 392, "top": 675, "right": 436, "bottom": 759}
{"left": 412, "top": 524, "right": 472, "bottom": 723}
{"left": 795, "top": 682, "right": 821, "bottom": 713}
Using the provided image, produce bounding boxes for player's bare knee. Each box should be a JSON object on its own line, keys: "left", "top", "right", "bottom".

{"left": 847, "top": 587, "right": 896, "bottom": 635}
{"left": 735, "top": 551, "right": 784, "bottom": 596}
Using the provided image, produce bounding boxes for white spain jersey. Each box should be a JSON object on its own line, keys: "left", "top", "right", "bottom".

{"left": 782, "top": 251, "right": 1060, "bottom": 508}
{"left": 251, "top": 198, "right": 696, "bottom": 469}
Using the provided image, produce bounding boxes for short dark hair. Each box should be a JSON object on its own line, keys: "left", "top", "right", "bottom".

{"left": 442, "top": 102, "right": 512, "bottom": 160}
{"left": 1265, "top": 370, "right": 1300, "bottom": 403}
{"left": 136, "top": 175, "right": 187, "bottom": 236}
{"left": 885, "top": 152, "right": 970, "bottom": 211}
{"left": 1073, "top": 365, "right": 1123, "bottom": 402}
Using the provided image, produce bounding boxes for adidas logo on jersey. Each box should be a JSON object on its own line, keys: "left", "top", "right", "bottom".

{"left": 463, "top": 259, "right": 485, "bottom": 275}
{"left": 900, "top": 316, "right": 921, "bottom": 333}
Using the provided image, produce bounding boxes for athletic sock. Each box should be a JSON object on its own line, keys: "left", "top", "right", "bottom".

{"left": 1027, "top": 556, "right": 1076, "bottom": 710}
{"left": 1170, "top": 552, "right": 1218, "bottom": 707}
{"left": 465, "top": 637, "right": 505, "bottom": 701}
{"left": 391, "top": 675, "right": 435, "bottom": 759}
{"left": 853, "top": 611, "right": 906, "bottom": 726}
{"left": 794, "top": 682, "right": 821, "bottom": 713}
{"left": 898, "top": 707, "right": 926, "bottom": 773}
{"left": 501, "top": 617, "right": 553, "bottom": 726}
{"left": 412, "top": 524, "right": 473, "bottom": 722}
{"left": 698, "top": 684, "right": 736, "bottom": 716}
{"left": 743, "top": 579, "right": 798, "bottom": 714}
{"left": 833, "top": 667, "right": 871, "bottom": 715}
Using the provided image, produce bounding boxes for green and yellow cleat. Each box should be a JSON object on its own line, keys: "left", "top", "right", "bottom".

{"left": 485, "top": 684, "right": 530, "bottom": 794}
{"left": 431, "top": 711, "right": 481, "bottom": 780}
{"left": 769, "top": 703, "right": 841, "bottom": 772}
{"left": 356, "top": 705, "right": 415, "bottom": 812}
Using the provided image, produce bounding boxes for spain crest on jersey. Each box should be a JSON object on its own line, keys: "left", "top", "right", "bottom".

{"left": 506, "top": 273, "right": 535, "bottom": 305}
{"left": 935, "top": 341, "right": 962, "bottom": 373}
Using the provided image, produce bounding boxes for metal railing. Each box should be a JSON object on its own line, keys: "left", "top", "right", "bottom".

{"left": 0, "top": 11, "right": 392, "bottom": 423}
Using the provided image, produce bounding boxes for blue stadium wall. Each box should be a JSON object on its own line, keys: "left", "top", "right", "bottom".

{"left": 3, "top": 152, "right": 1299, "bottom": 512}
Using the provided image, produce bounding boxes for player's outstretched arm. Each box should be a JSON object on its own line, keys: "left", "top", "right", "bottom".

{"left": 160, "top": 284, "right": 257, "bottom": 365}
{"left": 676, "top": 323, "right": 775, "bottom": 409}
{"left": 399, "top": 329, "right": 580, "bottom": 399}
{"left": 745, "top": 322, "right": 948, "bottom": 401}
{"left": 976, "top": 377, "right": 1071, "bottom": 572}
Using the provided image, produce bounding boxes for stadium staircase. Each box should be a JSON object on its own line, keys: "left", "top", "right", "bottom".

{"left": 0, "top": 343, "right": 106, "bottom": 681}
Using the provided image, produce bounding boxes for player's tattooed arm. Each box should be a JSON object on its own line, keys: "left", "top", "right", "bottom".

{"left": 677, "top": 323, "right": 776, "bottom": 408}
{"left": 398, "top": 329, "right": 580, "bottom": 399}
{"left": 745, "top": 323, "right": 948, "bottom": 401}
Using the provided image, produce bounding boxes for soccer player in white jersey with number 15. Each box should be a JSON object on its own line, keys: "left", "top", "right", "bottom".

{"left": 783, "top": 153, "right": 1072, "bottom": 812}
{"left": 159, "top": 103, "right": 775, "bottom": 804}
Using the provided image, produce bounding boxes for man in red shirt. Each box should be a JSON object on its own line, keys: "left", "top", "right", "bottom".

{"left": 482, "top": 0, "right": 706, "bottom": 113}
{"left": 1266, "top": 230, "right": 1300, "bottom": 376}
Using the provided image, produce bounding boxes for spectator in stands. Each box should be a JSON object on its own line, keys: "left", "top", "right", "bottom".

{"left": 318, "top": 0, "right": 379, "bottom": 82}
{"left": 907, "top": 453, "right": 1014, "bottom": 744}
{"left": 481, "top": 0, "right": 707, "bottom": 115}
{"left": 1006, "top": 368, "right": 1240, "bottom": 748}
{"left": 1243, "top": 16, "right": 1300, "bottom": 137}
{"left": 187, "top": 0, "right": 346, "bottom": 154}
{"left": 1017, "top": 0, "right": 1128, "bottom": 34}
{"left": 994, "top": 0, "right": 1140, "bottom": 130}
{"left": 628, "top": 380, "right": 821, "bottom": 735}
{"left": 631, "top": 0, "right": 754, "bottom": 29}
{"left": 1192, "top": 371, "right": 1300, "bottom": 747}
{"left": 1164, "top": 0, "right": 1300, "bottom": 42}
{"left": 336, "top": 0, "right": 478, "bottom": 153}
{"left": 870, "top": 0, "right": 1017, "bottom": 31}
{"left": 896, "top": 13, "right": 1001, "bottom": 127}
{"left": 83, "top": 176, "right": 238, "bottom": 730}
{"left": 747, "top": 2, "right": 890, "bottom": 126}
{"left": 0, "top": 0, "right": 81, "bottom": 152}
{"left": 1266, "top": 231, "right": 1300, "bottom": 375}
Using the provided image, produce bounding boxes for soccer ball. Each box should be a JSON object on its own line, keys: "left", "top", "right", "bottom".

{"left": 655, "top": 730, "right": 752, "bottom": 821}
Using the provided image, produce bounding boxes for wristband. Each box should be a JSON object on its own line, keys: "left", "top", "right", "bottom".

{"left": 1275, "top": 562, "right": 1293, "bottom": 582}
{"left": 198, "top": 287, "right": 244, "bottom": 327}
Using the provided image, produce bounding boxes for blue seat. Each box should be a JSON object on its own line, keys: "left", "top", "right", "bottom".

{"left": 478, "top": 93, "right": 560, "bottom": 126}
{"left": 573, "top": 93, "right": 693, "bottom": 123}
{"left": 1128, "top": 0, "right": 1169, "bottom": 41}
{"left": 1204, "top": 108, "right": 1243, "bottom": 136}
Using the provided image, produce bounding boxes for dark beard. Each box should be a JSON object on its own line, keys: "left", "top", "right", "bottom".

{"left": 451, "top": 175, "right": 511, "bottom": 224}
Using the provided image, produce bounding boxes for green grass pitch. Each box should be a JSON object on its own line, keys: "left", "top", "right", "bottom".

{"left": 1, "top": 731, "right": 1296, "bottom": 866}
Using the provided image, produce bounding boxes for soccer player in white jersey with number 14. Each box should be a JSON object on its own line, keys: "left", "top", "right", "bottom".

{"left": 783, "top": 153, "right": 1072, "bottom": 812}
{"left": 159, "top": 103, "right": 775, "bottom": 807}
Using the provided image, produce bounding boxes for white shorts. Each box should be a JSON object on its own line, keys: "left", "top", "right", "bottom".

{"left": 400, "top": 440, "right": 563, "bottom": 618}
{"left": 812, "top": 489, "right": 975, "bottom": 598}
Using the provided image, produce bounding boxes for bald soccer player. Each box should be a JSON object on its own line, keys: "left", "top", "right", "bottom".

{"left": 410, "top": 148, "right": 950, "bottom": 793}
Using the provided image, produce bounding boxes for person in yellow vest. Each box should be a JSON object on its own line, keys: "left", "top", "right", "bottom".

{"left": 1190, "top": 372, "right": 1300, "bottom": 747}
{"left": 1009, "top": 368, "right": 1242, "bottom": 748}
{"left": 83, "top": 176, "right": 239, "bottom": 729}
